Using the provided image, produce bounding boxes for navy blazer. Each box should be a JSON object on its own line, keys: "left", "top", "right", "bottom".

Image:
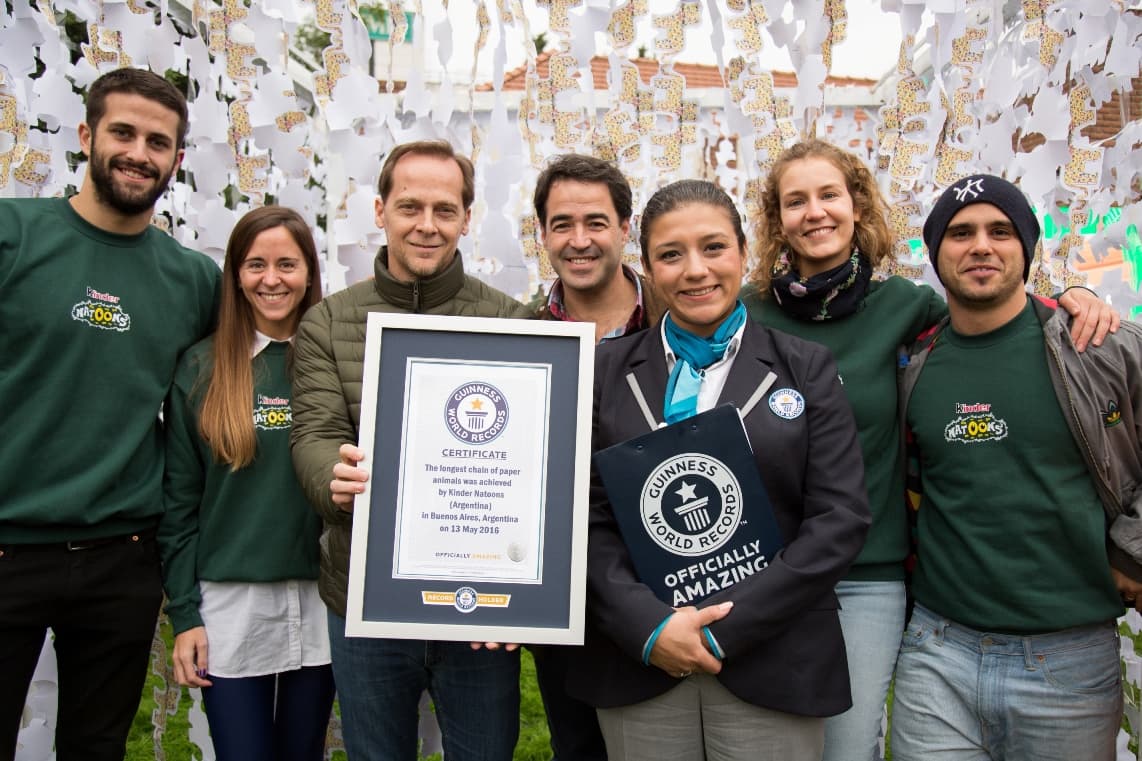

{"left": 567, "top": 318, "right": 871, "bottom": 717}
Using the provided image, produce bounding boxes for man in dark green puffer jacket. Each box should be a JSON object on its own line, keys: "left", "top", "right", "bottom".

{"left": 291, "top": 140, "right": 530, "bottom": 761}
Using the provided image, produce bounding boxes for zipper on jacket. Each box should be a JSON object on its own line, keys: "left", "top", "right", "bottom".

{"left": 412, "top": 280, "right": 421, "bottom": 312}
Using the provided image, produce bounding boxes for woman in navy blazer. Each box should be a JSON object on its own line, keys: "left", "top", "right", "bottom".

{"left": 567, "top": 180, "right": 871, "bottom": 760}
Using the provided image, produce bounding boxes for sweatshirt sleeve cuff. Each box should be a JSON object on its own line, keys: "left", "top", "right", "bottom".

{"left": 642, "top": 613, "right": 674, "bottom": 665}
{"left": 702, "top": 626, "right": 725, "bottom": 660}
{"left": 165, "top": 601, "right": 204, "bottom": 636}
{"left": 1108, "top": 541, "right": 1142, "bottom": 583}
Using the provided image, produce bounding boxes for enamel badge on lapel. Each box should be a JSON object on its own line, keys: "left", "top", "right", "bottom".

{"left": 768, "top": 388, "right": 805, "bottom": 420}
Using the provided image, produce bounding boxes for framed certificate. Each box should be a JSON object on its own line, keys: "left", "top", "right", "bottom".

{"left": 345, "top": 313, "right": 594, "bottom": 645}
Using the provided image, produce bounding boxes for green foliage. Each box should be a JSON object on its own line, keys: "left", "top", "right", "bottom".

{"left": 295, "top": 2, "right": 393, "bottom": 62}
{"left": 1121, "top": 621, "right": 1142, "bottom": 756}
{"left": 127, "top": 617, "right": 201, "bottom": 760}
{"left": 359, "top": 4, "right": 388, "bottom": 36}
{"left": 516, "top": 649, "right": 554, "bottom": 760}
{"left": 60, "top": 9, "right": 88, "bottom": 64}
{"left": 165, "top": 69, "right": 191, "bottom": 99}
{"left": 127, "top": 634, "right": 553, "bottom": 760}
{"left": 294, "top": 22, "right": 332, "bottom": 65}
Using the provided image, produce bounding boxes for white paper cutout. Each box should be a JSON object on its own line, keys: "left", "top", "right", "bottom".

{"left": 6, "top": 4, "right": 1142, "bottom": 750}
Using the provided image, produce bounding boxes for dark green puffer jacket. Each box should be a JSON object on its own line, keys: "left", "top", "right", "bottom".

{"left": 290, "top": 247, "right": 532, "bottom": 615}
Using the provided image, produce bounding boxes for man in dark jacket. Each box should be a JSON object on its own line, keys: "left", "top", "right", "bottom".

{"left": 529, "top": 154, "right": 664, "bottom": 760}
{"left": 892, "top": 174, "right": 1142, "bottom": 761}
{"left": 291, "top": 140, "right": 530, "bottom": 760}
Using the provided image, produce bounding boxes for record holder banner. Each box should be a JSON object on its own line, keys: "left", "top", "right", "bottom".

{"left": 346, "top": 313, "right": 594, "bottom": 644}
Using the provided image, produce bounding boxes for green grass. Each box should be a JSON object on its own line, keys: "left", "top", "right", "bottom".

{"left": 514, "top": 650, "right": 554, "bottom": 760}
{"left": 128, "top": 618, "right": 551, "bottom": 760}
{"left": 124, "top": 619, "right": 1142, "bottom": 760}
{"left": 1122, "top": 620, "right": 1142, "bottom": 758}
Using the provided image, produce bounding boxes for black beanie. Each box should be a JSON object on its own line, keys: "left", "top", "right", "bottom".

{"left": 922, "top": 174, "right": 1040, "bottom": 283}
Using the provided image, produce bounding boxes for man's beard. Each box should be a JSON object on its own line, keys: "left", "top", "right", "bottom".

{"left": 88, "top": 143, "right": 176, "bottom": 216}
{"left": 941, "top": 266, "right": 1024, "bottom": 311}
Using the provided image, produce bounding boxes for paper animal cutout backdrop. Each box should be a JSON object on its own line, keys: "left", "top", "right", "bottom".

{"left": 3, "top": 0, "right": 1140, "bottom": 754}
{"left": 0, "top": 0, "right": 1138, "bottom": 312}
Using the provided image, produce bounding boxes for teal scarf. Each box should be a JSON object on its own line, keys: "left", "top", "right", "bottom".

{"left": 663, "top": 301, "right": 746, "bottom": 424}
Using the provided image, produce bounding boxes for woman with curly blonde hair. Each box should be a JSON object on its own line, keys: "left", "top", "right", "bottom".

{"left": 743, "top": 139, "right": 1116, "bottom": 761}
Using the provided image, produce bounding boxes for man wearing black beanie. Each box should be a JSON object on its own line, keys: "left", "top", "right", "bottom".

{"left": 892, "top": 173, "right": 1142, "bottom": 761}
{"left": 922, "top": 173, "right": 1042, "bottom": 284}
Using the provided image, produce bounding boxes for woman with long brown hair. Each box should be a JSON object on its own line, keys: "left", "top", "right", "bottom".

{"left": 158, "top": 206, "right": 332, "bottom": 760}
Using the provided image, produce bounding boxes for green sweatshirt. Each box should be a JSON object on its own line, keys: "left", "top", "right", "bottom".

{"left": 744, "top": 277, "right": 947, "bottom": 580}
{"left": 906, "top": 303, "right": 1122, "bottom": 632}
{"left": 0, "top": 197, "right": 220, "bottom": 543}
{"left": 159, "top": 339, "right": 322, "bottom": 634}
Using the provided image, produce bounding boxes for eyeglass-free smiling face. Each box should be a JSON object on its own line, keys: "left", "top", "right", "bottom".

{"left": 541, "top": 179, "right": 630, "bottom": 296}
{"left": 239, "top": 226, "right": 311, "bottom": 340}
{"left": 936, "top": 203, "right": 1026, "bottom": 312}
{"left": 777, "top": 156, "right": 860, "bottom": 277}
{"left": 644, "top": 202, "right": 745, "bottom": 337}
{"left": 375, "top": 153, "right": 471, "bottom": 283}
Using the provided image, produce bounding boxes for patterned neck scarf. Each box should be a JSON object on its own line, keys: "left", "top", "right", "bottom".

{"left": 770, "top": 249, "right": 872, "bottom": 321}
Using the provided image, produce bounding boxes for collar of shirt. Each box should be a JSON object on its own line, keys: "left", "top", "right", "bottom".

{"left": 546, "top": 264, "right": 647, "bottom": 341}
{"left": 251, "top": 330, "right": 293, "bottom": 359}
{"left": 659, "top": 317, "right": 746, "bottom": 415}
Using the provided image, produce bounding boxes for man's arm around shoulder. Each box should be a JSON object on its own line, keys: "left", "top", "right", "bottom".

{"left": 1061, "top": 316, "right": 1142, "bottom": 598}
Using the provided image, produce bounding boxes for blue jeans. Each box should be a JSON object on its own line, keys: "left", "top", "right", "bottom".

{"left": 822, "top": 579, "right": 905, "bottom": 761}
{"left": 202, "top": 665, "right": 335, "bottom": 761}
{"left": 327, "top": 611, "right": 520, "bottom": 761}
{"left": 891, "top": 604, "right": 1122, "bottom": 761}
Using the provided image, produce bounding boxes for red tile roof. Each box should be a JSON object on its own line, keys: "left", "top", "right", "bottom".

{"left": 476, "top": 51, "right": 877, "bottom": 92}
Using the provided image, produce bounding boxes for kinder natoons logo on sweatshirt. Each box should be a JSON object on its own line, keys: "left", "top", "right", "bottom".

{"left": 944, "top": 401, "right": 1008, "bottom": 444}
{"left": 71, "top": 287, "right": 131, "bottom": 331}
{"left": 253, "top": 395, "right": 292, "bottom": 431}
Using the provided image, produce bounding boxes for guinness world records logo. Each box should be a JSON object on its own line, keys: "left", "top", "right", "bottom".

{"left": 445, "top": 382, "right": 509, "bottom": 444}
{"left": 454, "top": 586, "right": 478, "bottom": 613}
{"left": 639, "top": 453, "right": 742, "bottom": 557}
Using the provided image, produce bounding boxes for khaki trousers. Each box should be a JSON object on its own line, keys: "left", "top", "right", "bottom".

{"left": 596, "top": 673, "right": 825, "bottom": 761}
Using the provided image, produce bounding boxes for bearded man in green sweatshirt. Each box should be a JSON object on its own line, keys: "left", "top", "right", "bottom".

{"left": 0, "top": 68, "right": 220, "bottom": 761}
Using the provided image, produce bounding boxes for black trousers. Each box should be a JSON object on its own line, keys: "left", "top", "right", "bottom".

{"left": 530, "top": 645, "right": 608, "bottom": 761}
{"left": 0, "top": 533, "right": 163, "bottom": 761}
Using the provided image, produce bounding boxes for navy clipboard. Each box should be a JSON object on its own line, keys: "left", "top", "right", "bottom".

{"left": 593, "top": 404, "right": 784, "bottom": 607}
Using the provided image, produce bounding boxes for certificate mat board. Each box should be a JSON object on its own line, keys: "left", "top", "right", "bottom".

{"left": 593, "top": 404, "right": 784, "bottom": 608}
{"left": 347, "top": 313, "right": 593, "bottom": 644}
